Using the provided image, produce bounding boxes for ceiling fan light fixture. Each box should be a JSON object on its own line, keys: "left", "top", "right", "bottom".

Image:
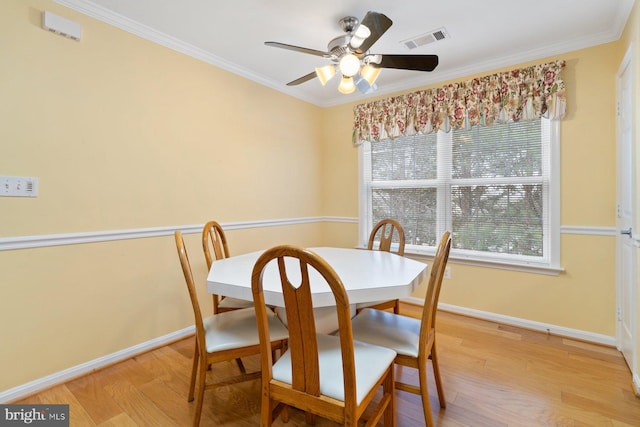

{"left": 360, "top": 64, "right": 381, "bottom": 86}
{"left": 315, "top": 64, "right": 336, "bottom": 86}
{"left": 350, "top": 25, "right": 371, "bottom": 48}
{"left": 338, "top": 76, "right": 356, "bottom": 94}
{"left": 339, "top": 53, "right": 360, "bottom": 77}
{"left": 265, "top": 12, "right": 440, "bottom": 94}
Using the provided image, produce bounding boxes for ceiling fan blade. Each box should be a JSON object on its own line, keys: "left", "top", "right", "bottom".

{"left": 353, "top": 12, "right": 393, "bottom": 54}
{"left": 377, "top": 54, "right": 439, "bottom": 72}
{"left": 286, "top": 71, "right": 317, "bottom": 86}
{"left": 265, "top": 41, "right": 331, "bottom": 58}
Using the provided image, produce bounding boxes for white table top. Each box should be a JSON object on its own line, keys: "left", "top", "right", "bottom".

{"left": 207, "top": 246, "right": 428, "bottom": 308}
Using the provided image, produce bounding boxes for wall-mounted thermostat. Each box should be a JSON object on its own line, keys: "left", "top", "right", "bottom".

{"left": 42, "top": 10, "right": 82, "bottom": 41}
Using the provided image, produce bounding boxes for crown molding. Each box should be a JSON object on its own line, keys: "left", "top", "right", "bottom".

{"left": 54, "top": 0, "right": 633, "bottom": 108}
{"left": 53, "top": 0, "right": 320, "bottom": 105}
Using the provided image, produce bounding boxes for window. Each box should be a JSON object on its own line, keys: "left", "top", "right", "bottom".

{"left": 359, "top": 118, "right": 561, "bottom": 273}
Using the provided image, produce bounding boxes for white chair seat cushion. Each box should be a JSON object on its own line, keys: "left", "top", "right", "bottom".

{"left": 203, "top": 307, "right": 288, "bottom": 353}
{"left": 271, "top": 333, "right": 396, "bottom": 405}
{"left": 218, "top": 296, "right": 254, "bottom": 310}
{"left": 351, "top": 308, "right": 421, "bottom": 358}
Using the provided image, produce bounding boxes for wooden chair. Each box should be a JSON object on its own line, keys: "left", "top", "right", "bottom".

{"left": 251, "top": 245, "right": 397, "bottom": 427}
{"left": 202, "top": 220, "right": 253, "bottom": 314}
{"left": 175, "top": 231, "right": 289, "bottom": 427}
{"left": 356, "top": 218, "right": 406, "bottom": 314}
{"left": 351, "top": 231, "right": 452, "bottom": 427}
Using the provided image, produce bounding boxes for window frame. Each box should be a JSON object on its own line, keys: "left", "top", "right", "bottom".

{"left": 358, "top": 119, "right": 562, "bottom": 275}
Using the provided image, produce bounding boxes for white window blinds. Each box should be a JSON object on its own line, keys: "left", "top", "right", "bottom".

{"left": 361, "top": 118, "right": 558, "bottom": 269}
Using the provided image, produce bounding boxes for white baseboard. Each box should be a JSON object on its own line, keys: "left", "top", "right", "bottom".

{"left": 405, "top": 297, "right": 616, "bottom": 347}
{"left": 633, "top": 373, "right": 640, "bottom": 397}
{"left": 0, "top": 326, "right": 194, "bottom": 403}
{"left": 1, "top": 302, "right": 625, "bottom": 403}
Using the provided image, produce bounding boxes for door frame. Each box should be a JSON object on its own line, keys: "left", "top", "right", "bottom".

{"left": 616, "top": 42, "right": 638, "bottom": 391}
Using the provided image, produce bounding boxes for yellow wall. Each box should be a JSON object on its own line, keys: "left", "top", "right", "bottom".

{"left": 0, "top": 0, "right": 325, "bottom": 391}
{"left": 1, "top": 1, "right": 328, "bottom": 235}
{"left": 0, "top": 0, "right": 632, "bottom": 394}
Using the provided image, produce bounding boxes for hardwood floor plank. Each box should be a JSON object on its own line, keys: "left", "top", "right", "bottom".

{"left": 96, "top": 412, "right": 139, "bottom": 427}
{"left": 433, "top": 400, "right": 509, "bottom": 427}
{"left": 25, "top": 384, "right": 97, "bottom": 426}
{"left": 65, "top": 370, "right": 124, "bottom": 425}
{"left": 138, "top": 378, "right": 194, "bottom": 426}
{"left": 103, "top": 379, "right": 178, "bottom": 426}
{"left": 561, "top": 391, "right": 640, "bottom": 426}
{"left": 168, "top": 337, "right": 195, "bottom": 360}
{"left": 133, "top": 345, "right": 192, "bottom": 398}
{"left": 12, "top": 305, "right": 640, "bottom": 426}
{"left": 102, "top": 357, "right": 157, "bottom": 389}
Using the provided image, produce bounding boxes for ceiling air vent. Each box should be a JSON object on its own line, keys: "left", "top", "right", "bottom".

{"left": 402, "top": 27, "right": 449, "bottom": 50}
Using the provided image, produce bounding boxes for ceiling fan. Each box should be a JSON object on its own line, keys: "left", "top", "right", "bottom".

{"left": 265, "top": 11, "right": 439, "bottom": 94}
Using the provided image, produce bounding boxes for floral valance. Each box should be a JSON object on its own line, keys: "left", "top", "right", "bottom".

{"left": 353, "top": 60, "right": 566, "bottom": 144}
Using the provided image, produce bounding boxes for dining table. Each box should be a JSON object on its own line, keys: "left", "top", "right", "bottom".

{"left": 207, "top": 246, "right": 428, "bottom": 332}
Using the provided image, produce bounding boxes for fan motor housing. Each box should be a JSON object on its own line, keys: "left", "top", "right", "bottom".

{"left": 328, "top": 34, "right": 352, "bottom": 58}
{"left": 339, "top": 16, "right": 359, "bottom": 32}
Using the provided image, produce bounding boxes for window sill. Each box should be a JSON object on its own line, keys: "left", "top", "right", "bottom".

{"left": 405, "top": 249, "right": 564, "bottom": 276}
{"left": 355, "top": 245, "right": 564, "bottom": 276}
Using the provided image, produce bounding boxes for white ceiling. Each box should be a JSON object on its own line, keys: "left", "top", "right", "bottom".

{"left": 55, "top": 0, "right": 634, "bottom": 107}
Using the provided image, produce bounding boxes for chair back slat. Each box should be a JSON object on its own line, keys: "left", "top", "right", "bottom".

{"left": 202, "top": 221, "right": 232, "bottom": 314}
{"left": 277, "top": 257, "right": 320, "bottom": 395}
{"left": 252, "top": 245, "right": 357, "bottom": 403}
{"left": 368, "top": 218, "right": 405, "bottom": 256}
{"left": 202, "top": 220, "right": 230, "bottom": 269}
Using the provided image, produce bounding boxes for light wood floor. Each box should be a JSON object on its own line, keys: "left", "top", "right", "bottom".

{"left": 15, "top": 304, "right": 640, "bottom": 426}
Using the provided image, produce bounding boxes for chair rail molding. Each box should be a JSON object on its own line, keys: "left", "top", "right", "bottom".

{"left": 0, "top": 216, "right": 358, "bottom": 251}
{"left": 560, "top": 225, "right": 616, "bottom": 236}
{"left": 1, "top": 222, "right": 612, "bottom": 251}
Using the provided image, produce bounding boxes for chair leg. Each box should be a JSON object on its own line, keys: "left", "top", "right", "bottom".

{"left": 260, "top": 394, "right": 273, "bottom": 426}
{"left": 235, "top": 357, "right": 247, "bottom": 374}
{"left": 430, "top": 344, "right": 446, "bottom": 408}
{"left": 384, "top": 365, "right": 396, "bottom": 426}
{"left": 305, "top": 412, "right": 317, "bottom": 425}
{"left": 193, "top": 356, "right": 208, "bottom": 427}
{"left": 418, "top": 361, "right": 434, "bottom": 427}
{"left": 188, "top": 343, "right": 199, "bottom": 402}
{"left": 280, "top": 405, "right": 289, "bottom": 423}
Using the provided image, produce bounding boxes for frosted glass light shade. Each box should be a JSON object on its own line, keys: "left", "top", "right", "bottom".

{"left": 350, "top": 25, "right": 371, "bottom": 48}
{"left": 339, "top": 54, "right": 360, "bottom": 77}
{"left": 361, "top": 64, "right": 381, "bottom": 86}
{"left": 315, "top": 65, "right": 336, "bottom": 86}
{"left": 338, "top": 76, "right": 356, "bottom": 94}
{"left": 354, "top": 75, "right": 377, "bottom": 94}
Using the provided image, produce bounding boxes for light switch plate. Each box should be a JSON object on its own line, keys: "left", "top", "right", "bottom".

{"left": 1, "top": 176, "right": 38, "bottom": 197}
